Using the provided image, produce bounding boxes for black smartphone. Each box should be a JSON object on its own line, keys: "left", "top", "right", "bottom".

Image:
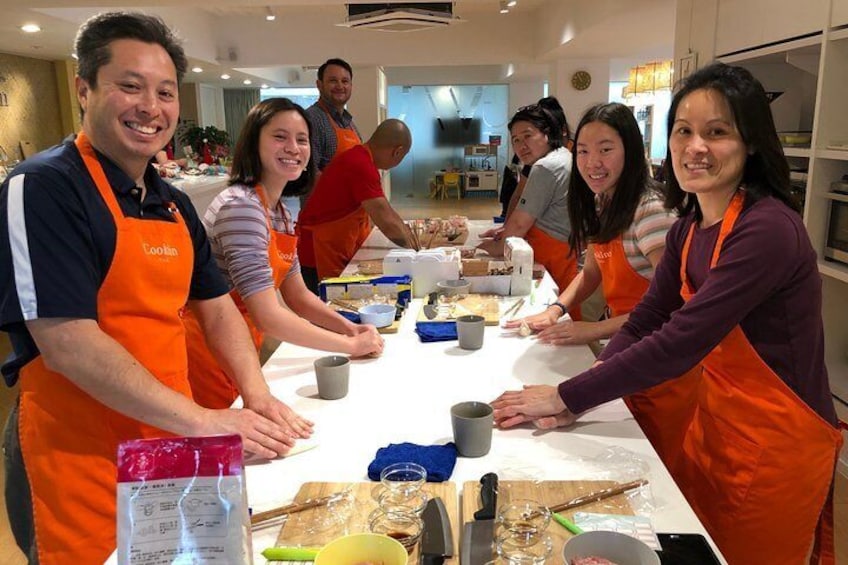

{"left": 656, "top": 533, "right": 722, "bottom": 565}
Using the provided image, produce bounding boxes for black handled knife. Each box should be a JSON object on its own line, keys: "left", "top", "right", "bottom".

{"left": 461, "top": 473, "right": 499, "bottom": 565}
{"left": 419, "top": 497, "right": 454, "bottom": 565}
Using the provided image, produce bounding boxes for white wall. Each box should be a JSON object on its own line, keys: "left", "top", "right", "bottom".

{"left": 548, "top": 59, "right": 612, "bottom": 133}
{"left": 509, "top": 81, "right": 546, "bottom": 114}
{"left": 197, "top": 84, "right": 225, "bottom": 129}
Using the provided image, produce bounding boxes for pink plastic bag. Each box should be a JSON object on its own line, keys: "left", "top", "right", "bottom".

{"left": 116, "top": 435, "right": 252, "bottom": 564}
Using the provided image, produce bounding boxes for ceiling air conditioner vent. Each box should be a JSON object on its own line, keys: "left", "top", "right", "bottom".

{"left": 338, "top": 2, "right": 463, "bottom": 32}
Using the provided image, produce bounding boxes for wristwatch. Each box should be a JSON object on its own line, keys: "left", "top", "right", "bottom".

{"left": 550, "top": 302, "right": 568, "bottom": 317}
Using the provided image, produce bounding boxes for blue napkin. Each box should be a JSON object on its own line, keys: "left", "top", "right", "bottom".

{"left": 367, "top": 442, "right": 458, "bottom": 482}
{"left": 336, "top": 310, "right": 361, "bottom": 324}
{"left": 415, "top": 321, "right": 457, "bottom": 342}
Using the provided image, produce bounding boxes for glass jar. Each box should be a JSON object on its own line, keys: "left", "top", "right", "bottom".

{"left": 368, "top": 509, "right": 423, "bottom": 554}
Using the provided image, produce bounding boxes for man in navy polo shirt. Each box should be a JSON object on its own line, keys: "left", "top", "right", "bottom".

{"left": 0, "top": 12, "right": 311, "bottom": 563}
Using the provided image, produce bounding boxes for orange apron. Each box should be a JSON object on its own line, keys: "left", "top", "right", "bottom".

{"left": 593, "top": 237, "right": 700, "bottom": 467}
{"left": 672, "top": 192, "right": 842, "bottom": 564}
{"left": 319, "top": 99, "right": 362, "bottom": 160}
{"left": 17, "top": 132, "right": 194, "bottom": 564}
{"left": 524, "top": 224, "right": 581, "bottom": 320}
{"left": 185, "top": 184, "right": 296, "bottom": 409}
{"left": 305, "top": 206, "right": 371, "bottom": 280}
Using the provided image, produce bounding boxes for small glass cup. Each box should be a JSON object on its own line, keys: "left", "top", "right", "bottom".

{"left": 497, "top": 500, "right": 551, "bottom": 545}
{"left": 495, "top": 530, "right": 553, "bottom": 564}
{"left": 368, "top": 509, "right": 424, "bottom": 554}
{"left": 380, "top": 462, "right": 427, "bottom": 497}
{"left": 377, "top": 488, "right": 429, "bottom": 516}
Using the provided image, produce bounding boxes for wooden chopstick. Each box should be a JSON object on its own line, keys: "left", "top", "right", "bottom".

{"left": 503, "top": 297, "right": 525, "bottom": 320}
{"left": 549, "top": 479, "right": 648, "bottom": 513}
{"left": 329, "top": 298, "right": 358, "bottom": 312}
{"left": 407, "top": 220, "right": 421, "bottom": 250}
{"left": 250, "top": 493, "right": 342, "bottom": 526}
{"left": 424, "top": 225, "right": 438, "bottom": 250}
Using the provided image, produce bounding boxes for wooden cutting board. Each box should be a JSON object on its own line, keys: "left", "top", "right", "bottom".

{"left": 417, "top": 293, "right": 500, "bottom": 325}
{"left": 272, "top": 481, "right": 460, "bottom": 564}
{"left": 462, "top": 480, "right": 636, "bottom": 564}
{"left": 424, "top": 230, "right": 469, "bottom": 248}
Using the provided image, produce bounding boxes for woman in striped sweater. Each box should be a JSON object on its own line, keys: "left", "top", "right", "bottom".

{"left": 506, "top": 102, "right": 674, "bottom": 345}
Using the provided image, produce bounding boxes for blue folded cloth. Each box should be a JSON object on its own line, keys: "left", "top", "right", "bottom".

{"left": 367, "top": 442, "right": 458, "bottom": 482}
{"left": 336, "top": 310, "right": 361, "bottom": 324}
{"left": 415, "top": 321, "right": 457, "bottom": 342}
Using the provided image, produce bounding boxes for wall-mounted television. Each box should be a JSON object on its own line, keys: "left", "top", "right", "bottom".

{"left": 434, "top": 117, "right": 481, "bottom": 147}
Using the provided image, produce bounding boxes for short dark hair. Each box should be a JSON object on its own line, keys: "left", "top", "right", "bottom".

{"left": 663, "top": 62, "right": 797, "bottom": 218}
{"left": 567, "top": 102, "right": 663, "bottom": 252}
{"left": 75, "top": 12, "right": 188, "bottom": 88}
{"left": 317, "top": 58, "right": 353, "bottom": 81}
{"left": 508, "top": 104, "right": 563, "bottom": 152}
{"left": 228, "top": 98, "right": 316, "bottom": 197}
{"left": 538, "top": 96, "right": 572, "bottom": 141}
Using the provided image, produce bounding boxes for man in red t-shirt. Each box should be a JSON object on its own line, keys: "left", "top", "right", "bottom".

{"left": 298, "top": 118, "right": 419, "bottom": 293}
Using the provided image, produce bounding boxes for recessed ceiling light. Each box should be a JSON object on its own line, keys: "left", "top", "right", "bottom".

{"left": 261, "top": 84, "right": 269, "bottom": 89}
{"left": 243, "top": 79, "right": 252, "bottom": 85}
{"left": 21, "top": 24, "right": 41, "bottom": 33}
{"left": 499, "top": 1, "right": 509, "bottom": 14}
{"left": 507, "top": 0, "right": 518, "bottom": 6}
{"left": 71, "top": 53, "right": 78, "bottom": 60}
{"left": 191, "top": 66, "right": 203, "bottom": 73}
{"left": 221, "top": 74, "right": 231, "bottom": 80}
{"left": 265, "top": 7, "right": 276, "bottom": 21}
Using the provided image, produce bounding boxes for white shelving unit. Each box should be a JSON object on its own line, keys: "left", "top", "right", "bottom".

{"left": 712, "top": 3, "right": 848, "bottom": 441}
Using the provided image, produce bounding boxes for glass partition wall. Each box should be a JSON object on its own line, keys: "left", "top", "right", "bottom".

{"left": 388, "top": 84, "right": 509, "bottom": 199}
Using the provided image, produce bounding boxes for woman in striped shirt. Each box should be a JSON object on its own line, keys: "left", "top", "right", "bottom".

{"left": 507, "top": 102, "right": 674, "bottom": 345}
{"left": 184, "top": 98, "right": 384, "bottom": 410}
{"left": 505, "top": 102, "right": 701, "bottom": 466}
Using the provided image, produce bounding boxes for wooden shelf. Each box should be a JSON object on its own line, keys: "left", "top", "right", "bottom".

{"left": 718, "top": 34, "right": 822, "bottom": 63}
{"left": 819, "top": 260, "right": 848, "bottom": 283}
{"left": 829, "top": 27, "right": 848, "bottom": 42}
{"left": 783, "top": 146, "right": 812, "bottom": 158}
{"left": 818, "top": 149, "right": 848, "bottom": 161}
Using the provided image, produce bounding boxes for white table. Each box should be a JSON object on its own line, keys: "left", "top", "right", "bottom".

{"left": 170, "top": 174, "right": 229, "bottom": 216}
{"left": 245, "top": 221, "right": 726, "bottom": 563}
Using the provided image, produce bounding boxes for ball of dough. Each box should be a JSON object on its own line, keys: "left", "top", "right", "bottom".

{"left": 518, "top": 321, "right": 532, "bottom": 337}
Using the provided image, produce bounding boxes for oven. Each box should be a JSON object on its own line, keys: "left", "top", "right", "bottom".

{"left": 824, "top": 187, "right": 848, "bottom": 266}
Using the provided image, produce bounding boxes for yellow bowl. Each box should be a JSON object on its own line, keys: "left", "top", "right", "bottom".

{"left": 314, "top": 533, "right": 408, "bottom": 565}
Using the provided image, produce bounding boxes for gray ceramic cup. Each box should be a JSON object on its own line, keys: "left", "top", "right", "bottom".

{"left": 451, "top": 401, "right": 494, "bottom": 457}
{"left": 314, "top": 355, "right": 350, "bottom": 400}
{"left": 456, "top": 314, "right": 485, "bottom": 350}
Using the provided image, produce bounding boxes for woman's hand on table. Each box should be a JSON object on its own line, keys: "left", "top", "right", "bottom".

{"left": 536, "top": 320, "right": 598, "bottom": 345}
{"left": 491, "top": 384, "right": 569, "bottom": 428}
{"left": 503, "top": 308, "right": 559, "bottom": 331}
{"left": 479, "top": 226, "right": 505, "bottom": 240}
{"left": 347, "top": 325, "right": 384, "bottom": 357}
{"left": 243, "top": 392, "right": 315, "bottom": 441}
{"left": 477, "top": 237, "right": 505, "bottom": 257}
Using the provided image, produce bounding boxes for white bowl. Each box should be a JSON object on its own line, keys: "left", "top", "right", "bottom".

{"left": 563, "top": 531, "right": 660, "bottom": 565}
{"left": 358, "top": 304, "right": 396, "bottom": 328}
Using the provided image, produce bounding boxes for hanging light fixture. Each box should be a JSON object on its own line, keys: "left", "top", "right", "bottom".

{"left": 623, "top": 60, "right": 673, "bottom": 98}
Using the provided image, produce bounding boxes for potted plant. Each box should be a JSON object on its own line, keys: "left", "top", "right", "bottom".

{"left": 178, "top": 125, "right": 231, "bottom": 161}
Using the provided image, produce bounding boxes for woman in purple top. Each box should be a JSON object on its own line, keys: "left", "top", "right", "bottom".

{"left": 492, "top": 63, "right": 841, "bottom": 563}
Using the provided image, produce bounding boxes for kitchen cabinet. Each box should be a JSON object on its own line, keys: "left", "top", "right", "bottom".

{"left": 714, "top": 1, "right": 848, "bottom": 409}
{"left": 463, "top": 144, "right": 499, "bottom": 194}
{"left": 715, "top": 0, "right": 827, "bottom": 56}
